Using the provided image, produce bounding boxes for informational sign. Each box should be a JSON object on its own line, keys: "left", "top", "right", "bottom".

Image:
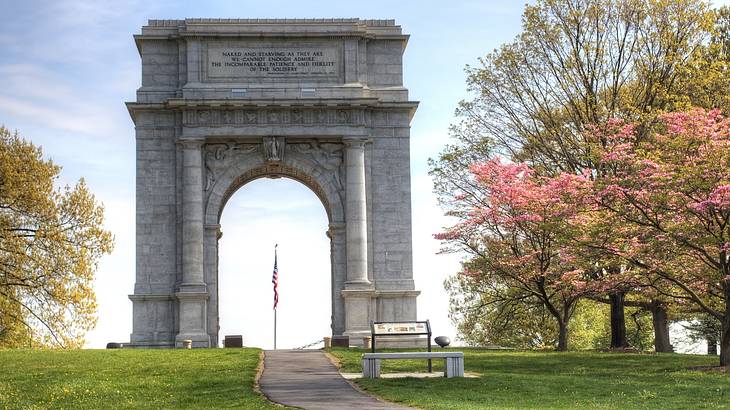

{"left": 207, "top": 47, "right": 339, "bottom": 78}
{"left": 372, "top": 322, "right": 429, "bottom": 335}
{"left": 371, "top": 320, "right": 433, "bottom": 371}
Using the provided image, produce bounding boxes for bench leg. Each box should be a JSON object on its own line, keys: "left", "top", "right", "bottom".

{"left": 362, "top": 358, "right": 381, "bottom": 378}
{"left": 445, "top": 357, "right": 464, "bottom": 378}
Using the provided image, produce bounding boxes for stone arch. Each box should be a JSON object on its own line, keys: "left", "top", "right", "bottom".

{"left": 128, "top": 18, "right": 421, "bottom": 349}
{"left": 201, "top": 140, "right": 348, "bottom": 347}
{"left": 204, "top": 143, "right": 346, "bottom": 227}
{"left": 218, "top": 164, "right": 333, "bottom": 224}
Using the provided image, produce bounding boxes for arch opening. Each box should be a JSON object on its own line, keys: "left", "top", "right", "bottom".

{"left": 216, "top": 176, "right": 332, "bottom": 349}
{"left": 217, "top": 163, "right": 334, "bottom": 225}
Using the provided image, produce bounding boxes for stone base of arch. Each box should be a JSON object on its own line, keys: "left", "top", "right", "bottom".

{"left": 174, "top": 291, "right": 211, "bottom": 348}
{"left": 341, "top": 289, "right": 420, "bottom": 347}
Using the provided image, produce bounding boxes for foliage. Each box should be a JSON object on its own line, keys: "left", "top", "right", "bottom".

{"left": 0, "top": 348, "right": 278, "bottom": 409}
{"left": 434, "top": 0, "right": 715, "bottom": 178}
{"left": 328, "top": 348, "right": 729, "bottom": 409}
{"left": 436, "top": 159, "right": 594, "bottom": 350}
{"left": 565, "top": 300, "right": 609, "bottom": 350}
{"left": 683, "top": 314, "right": 722, "bottom": 353}
{"left": 445, "top": 273, "right": 560, "bottom": 349}
{"left": 593, "top": 108, "right": 730, "bottom": 364}
{"left": 674, "top": 6, "right": 730, "bottom": 114}
{"left": 432, "top": 0, "right": 728, "bottom": 355}
{"left": 446, "top": 253, "right": 655, "bottom": 350}
{"left": 0, "top": 127, "right": 113, "bottom": 348}
{"left": 0, "top": 287, "right": 32, "bottom": 348}
{"left": 569, "top": 299, "right": 656, "bottom": 350}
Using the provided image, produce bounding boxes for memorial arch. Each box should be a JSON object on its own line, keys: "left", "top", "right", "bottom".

{"left": 126, "top": 19, "right": 420, "bottom": 347}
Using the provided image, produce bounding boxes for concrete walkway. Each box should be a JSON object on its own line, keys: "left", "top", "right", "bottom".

{"left": 259, "top": 349, "right": 413, "bottom": 410}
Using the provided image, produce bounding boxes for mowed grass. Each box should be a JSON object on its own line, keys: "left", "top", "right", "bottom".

{"left": 328, "top": 348, "right": 729, "bottom": 409}
{"left": 0, "top": 348, "right": 280, "bottom": 409}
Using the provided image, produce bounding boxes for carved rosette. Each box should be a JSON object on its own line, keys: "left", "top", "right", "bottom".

{"left": 183, "top": 108, "right": 367, "bottom": 127}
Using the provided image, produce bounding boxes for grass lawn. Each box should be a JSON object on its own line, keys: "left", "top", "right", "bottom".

{"left": 328, "top": 347, "right": 729, "bottom": 409}
{"left": 0, "top": 348, "right": 280, "bottom": 409}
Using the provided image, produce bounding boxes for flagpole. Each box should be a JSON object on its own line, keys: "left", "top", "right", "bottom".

{"left": 274, "top": 308, "right": 277, "bottom": 350}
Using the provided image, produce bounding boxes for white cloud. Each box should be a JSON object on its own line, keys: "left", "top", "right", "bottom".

{"left": 0, "top": 64, "right": 78, "bottom": 102}
{"left": 0, "top": 95, "right": 120, "bottom": 136}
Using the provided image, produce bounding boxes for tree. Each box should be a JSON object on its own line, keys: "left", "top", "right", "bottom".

{"left": 445, "top": 273, "right": 562, "bottom": 349}
{"left": 432, "top": 0, "right": 719, "bottom": 349}
{"left": 575, "top": 195, "right": 679, "bottom": 353}
{"left": 436, "top": 159, "right": 593, "bottom": 350}
{"left": 673, "top": 6, "right": 730, "bottom": 114}
{"left": 0, "top": 127, "right": 113, "bottom": 348}
{"left": 682, "top": 314, "right": 722, "bottom": 355}
{"left": 594, "top": 109, "right": 730, "bottom": 366}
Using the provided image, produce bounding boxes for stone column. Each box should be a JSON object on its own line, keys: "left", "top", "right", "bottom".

{"left": 328, "top": 223, "right": 347, "bottom": 336}
{"left": 176, "top": 138, "right": 210, "bottom": 347}
{"left": 343, "top": 137, "right": 370, "bottom": 286}
{"left": 342, "top": 137, "right": 374, "bottom": 344}
{"left": 204, "top": 223, "right": 222, "bottom": 348}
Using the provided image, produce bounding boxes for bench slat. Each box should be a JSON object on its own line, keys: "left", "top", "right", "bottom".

{"left": 363, "top": 352, "right": 462, "bottom": 359}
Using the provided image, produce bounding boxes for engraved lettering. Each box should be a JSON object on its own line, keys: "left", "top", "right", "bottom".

{"left": 208, "top": 46, "right": 338, "bottom": 78}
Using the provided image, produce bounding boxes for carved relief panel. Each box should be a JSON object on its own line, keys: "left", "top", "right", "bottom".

{"left": 183, "top": 108, "right": 367, "bottom": 127}
{"left": 202, "top": 139, "right": 345, "bottom": 206}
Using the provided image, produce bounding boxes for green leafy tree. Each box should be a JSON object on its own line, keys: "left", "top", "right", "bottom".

{"left": 0, "top": 127, "right": 113, "bottom": 348}
{"left": 673, "top": 6, "right": 730, "bottom": 114}
{"left": 593, "top": 109, "right": 730, "bottom": 366}
{"left": 445, "top": 274, "right": 561, "bottom": 349}
{"left": 432, "top": 0, "right": 721, "bottom": 349}
{"left": 682, "top": 314, "right": 722, "bottom": 354}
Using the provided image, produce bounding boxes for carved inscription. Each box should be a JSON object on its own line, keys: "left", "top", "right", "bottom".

{"left": 208, "top": 47, "right": 338, "bottom": 78}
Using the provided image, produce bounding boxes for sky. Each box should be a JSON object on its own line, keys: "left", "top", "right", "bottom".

{"left": 1, "top": 0, "right": 727, "bottom": 351}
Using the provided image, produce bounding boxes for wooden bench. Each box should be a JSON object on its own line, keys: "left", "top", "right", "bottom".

{"left": 362, "top": 352, "right": 464, "bottom": 378}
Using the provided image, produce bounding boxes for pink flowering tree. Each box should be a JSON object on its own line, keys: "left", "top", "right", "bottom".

{"left": 436, "top": 159, "right": 593, "bottom": 351}
{"left": 595, "top": 109, "right": 730, "bottom": 366}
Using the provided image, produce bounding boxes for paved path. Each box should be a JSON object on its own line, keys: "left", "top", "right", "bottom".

{"left": 259, "top": 349, "right": 413, "bottom": 410}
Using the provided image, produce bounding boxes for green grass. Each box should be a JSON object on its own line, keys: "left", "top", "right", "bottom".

{"left": 328, "top": 347, "right": 729, "bottom": 409}
{"left": 3, "top": 347, "right": 727, "bottom": 409}
{"left": 0, "top": 348, "right": 280, "bottom": 409}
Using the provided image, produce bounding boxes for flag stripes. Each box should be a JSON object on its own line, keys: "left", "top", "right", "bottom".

{"left": 272, "top": 245, "right": 279, "bottom": 310}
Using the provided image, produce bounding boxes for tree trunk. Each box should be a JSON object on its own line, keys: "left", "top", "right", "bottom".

{"left": 609, "top": 292, "right": 629, "bottom": 348}
{"left": 707, "top": 337, "right": 718, "bottom": 355}
{"left": 721, "top": 290, "right": 729, "bottom": 366}
{"left": 722, "top": 318, "right": 729, "bottom": 366}
{"left": 558, "top": 321, "right": 569, "bottom": 351}
{"left": 650, "top": 301, "right": 673, "bottom": 353}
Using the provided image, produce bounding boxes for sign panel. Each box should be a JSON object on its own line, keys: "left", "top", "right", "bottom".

{"left": 207, "top": 47, "right": 339, "bottom": 78}
{"left": 373, "top": 322, "right": 428, "bottom": 335}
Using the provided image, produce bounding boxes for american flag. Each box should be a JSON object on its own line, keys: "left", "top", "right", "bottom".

{"left": 272, "top": 245, "right": 279, "bottom": 310}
